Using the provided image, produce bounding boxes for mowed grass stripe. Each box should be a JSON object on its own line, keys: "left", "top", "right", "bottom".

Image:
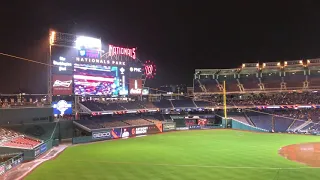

{"left": 26, "top": 130, "right": 320, "bottom": 180}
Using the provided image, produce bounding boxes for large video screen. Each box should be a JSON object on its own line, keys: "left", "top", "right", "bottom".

{"left": 73, "top": 64, "right": 128, "bottom": 96}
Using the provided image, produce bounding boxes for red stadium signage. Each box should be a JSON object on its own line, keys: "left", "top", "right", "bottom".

{"left": 143, "top": 60, "right": 156, "bottom": 79}
{"left": 108, "top": 45, "right": 136, "bottom": 59}
{"left": 52, "top": 75, "right": 73, "bottom": 95}
{"left": 129, "top": 79, "right": 142, "bottom": 95}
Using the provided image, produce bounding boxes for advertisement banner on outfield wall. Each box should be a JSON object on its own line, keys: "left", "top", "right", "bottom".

{"left": 189, "top": 125, "right": 201, "bottom": 130}
{"left": 163, "top": 123, "right": 176, "bottom": 132}
{"left": 111, "top": 128, "right": 122, "bottom": 139}
{"left": 92, "top": 130, "right": 112, "bottom": 140}
{"left": 121, "top": 127, "right": 134, "bottom": 138}
{"left": 176, "top": 127, "right": 189, "bottom": 131}
{"left": 142, "top": 123, "right": 163, "bottom": 134}
{"left": 0, "top": 165, "right": 5, "bottom": 175}
{"left": 40, "top": 143, "right": 47, "bottom": 154}
{"left": 34, "top": 147, "right": 41, "bottom": 157}
{"left": 120, "top": 124, "right": 163, "bottom": 138}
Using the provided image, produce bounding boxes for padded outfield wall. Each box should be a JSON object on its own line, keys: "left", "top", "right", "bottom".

{"left": 73, "top": 122, "right": 173, "bottom": 144}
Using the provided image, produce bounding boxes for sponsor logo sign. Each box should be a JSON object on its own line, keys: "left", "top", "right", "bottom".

{"left": 142, "top": 88, "right": 149, "bottom": 95}
{"left": 34, "top": 147, "right": 41, "bottom": 157}
{"left": 129, "top": 67, "right": 142, "bottom": 72}
{"left": 0, "top": 165, "right": 5, "bottom": 175}
{"left": 5, "top": 164, "right": 12, "bottom": 171}
{"left": 163, "top": 123, "right": 176, "bottom": 131}
{"left": 171, "top": 116, "right": 185, "bottom": 120}
{"left": 78, "top": 49, "right": 100, "bottom": 58}
{"left": 135, "top": 127, "right": 148, "bottom": 135}
{"left": 53, "top": 80, "right": 72, "bottom": 87}
{"left": 176, "top": 127, "right": 189, "bottom": 131}
{"left": 92, "top": 131, "right": 112, "bottom": 140}
{"left": 129, "top": 79, "right": 142, "bottom": 95}
{"left": 52, "top": 75, "right": 73, "bottom": 95}
{"left": 121, "top": 128, "right": 131, "bottom": 138}
{"left": 189, "top": 125, "right": 201, "bottom": 129}
{"left": 52, "top": 100, "right": 73, "bottom": 115}
{"left": 51, "top": 46, "right": 75, "bottom": 74}
{"left": 40, "top": 144, "right": 47, "bottom": 154}
{"left": 52, "top": 56, "right": 73, "bottom": 73}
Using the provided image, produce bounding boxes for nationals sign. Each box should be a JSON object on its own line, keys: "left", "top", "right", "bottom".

{"left": 52, "top": 75, "right": 73, "bottom": 95}
{"left": 108, "top": 45, "right": 136, "bottom": 59}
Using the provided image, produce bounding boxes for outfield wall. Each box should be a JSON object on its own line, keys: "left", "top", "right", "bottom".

{"left": 231, "top": 119, "right": 269, "bottom": 132}
{"left": 73, "top": 123, "right": 166, "bottom": 144}
{"left": 72, "top": 122, "right": 226, "bottom": 144}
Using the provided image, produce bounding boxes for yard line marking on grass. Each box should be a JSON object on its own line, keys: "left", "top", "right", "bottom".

{"left": 71, "top": 160, "right": 320, "bottom": 170}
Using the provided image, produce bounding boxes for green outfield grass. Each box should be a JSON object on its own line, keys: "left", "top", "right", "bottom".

{"left": 26, "top": 130, "right": 320, "bottom": 180}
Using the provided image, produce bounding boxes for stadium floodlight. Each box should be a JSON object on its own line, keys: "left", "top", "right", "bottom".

{"left": 75, "top": 36, "right": 102, "bottom": 50}
{"left": 49, "top": 31, "right": 56, "bottom": 45}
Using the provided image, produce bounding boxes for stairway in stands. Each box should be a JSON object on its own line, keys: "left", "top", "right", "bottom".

{"left": 293, "top": 120, "right": 313, "bottom": 132}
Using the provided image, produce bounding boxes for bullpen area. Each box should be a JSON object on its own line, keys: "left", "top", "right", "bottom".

{"left": 24, "top": 130, "right": 320, "bottom": 180}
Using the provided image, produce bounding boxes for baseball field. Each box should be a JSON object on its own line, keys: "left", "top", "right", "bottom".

{"left": 26, "top": 130, "right": 320, "bottom": 180}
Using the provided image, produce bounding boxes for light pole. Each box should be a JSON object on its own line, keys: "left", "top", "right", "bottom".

{"left": 48, "top": 30, "right": 55, "bottom": 104}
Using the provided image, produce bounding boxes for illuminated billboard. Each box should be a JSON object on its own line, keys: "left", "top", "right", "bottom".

{"left": 74, "top": 64, "right": 128, "bottom": 96}
{"left": 52, "top": 75, "right": 73, "bottom": 95}
{"left": 52, "top": 56, "right": 73, "bottom": 74}
{"left": 129, "top": 79, "right": 142, "bottom": 95}
{"left": 78, "top": 49, "right": 100, "bottom": 59}
{"left": 75, "top": 36, "right": 101, "bottom": 50}
{"left": 52, "top": 100, "right": 72, "bottom": 116}
{"left": 143, "top": 60, "right": 156, "bottom": 79}
{"left": 75, "top": 57, "right": 126, "bottom": 66}
{"left": 51, "top": 46, "right": 76, "bottom": 75}
{"left": 142, "top": 87, "right": 149, "bottom": 95}
{"left": 108, "top": 45, "right": 136, "bottom": 59}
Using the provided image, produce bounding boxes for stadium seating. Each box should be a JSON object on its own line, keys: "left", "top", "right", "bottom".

{"left": 80, "top": 101, "right": 103, "bottom": 111}
{"left": 273, "top": 116, "right": 294, "bottom": 132}
{"left": 239, "top": 74, "right": 260, "bottom": 90}
{"left": 0, "top": 128, "right": 42, "bottom": 149}
{"left": 171, "top": 100, "right": 195, "bottom": 108}
{"left": 77, "top": 114, "right": 165, "bottom": 129}
{"left": 228, "top": 114, "right": 250, "bottom": 125}
{"left": 152, "top": 100, "right": 173, "bottom": 109}
{"left": 245, "top": 112, "right": 272, "bottom": 131}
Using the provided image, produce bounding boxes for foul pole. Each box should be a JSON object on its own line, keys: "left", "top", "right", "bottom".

{"left": 223, "top": 81, "right": 227, "bottom": 127}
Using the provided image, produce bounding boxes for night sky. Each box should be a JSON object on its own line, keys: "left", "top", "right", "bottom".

{"left": 1, "top": 1, "right": 320, "bottom": 94}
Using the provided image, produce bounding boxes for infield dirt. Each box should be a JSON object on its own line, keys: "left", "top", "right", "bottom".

{"left": 279, "top": 142, "right": 320, "bottom": 167}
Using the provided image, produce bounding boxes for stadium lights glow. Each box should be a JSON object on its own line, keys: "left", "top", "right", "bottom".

{"left": 75, "top": 36, "right": 102, "bottom": 50}
{"left": 50, "top": 31, "right": 56, "bottom": 45}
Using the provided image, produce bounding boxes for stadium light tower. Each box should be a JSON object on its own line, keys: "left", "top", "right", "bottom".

{"left": 47, "top": 30, "right": 56, "bottom": 103}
